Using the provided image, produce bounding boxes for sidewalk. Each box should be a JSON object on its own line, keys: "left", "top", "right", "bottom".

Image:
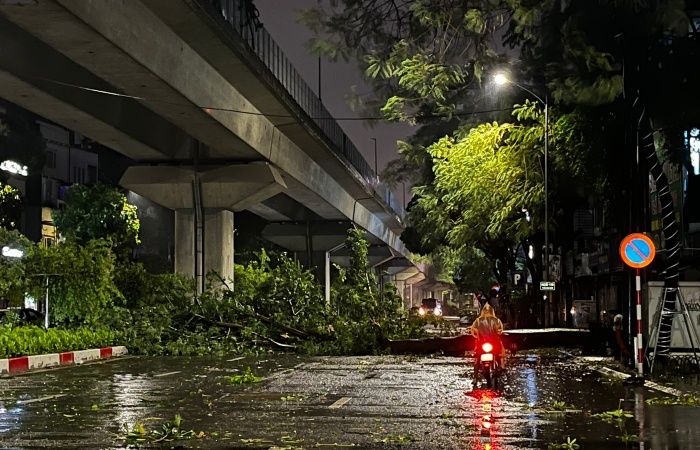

{"left": 581, "top": 355, "right": 700, "bottom": 396}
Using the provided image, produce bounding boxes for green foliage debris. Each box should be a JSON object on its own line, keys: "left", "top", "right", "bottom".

{"left": 646, "top": 394, "right": 700, "bottom": 406}
{"left": 2, "top": 200, "right": 423, "bottom": 358}
{"left": 375, "top": 433, "right": 415, "bottom": 444}
{"left": 123, "top": 414, "right": 202, "bottom": 445}
{"left": 548, "top": 400, "right": 575, "bottom": 412}
{"left": 592, "top": 409, "right": 633, "bottom": 424}
{"left": 547, "top": 437, "right": 580, "bottom": 450}
{"left": 225, "top": 367, "right": 263, "bottom": 385}
{"left": 280, "top": 394, "right": 306, "bottom": 401}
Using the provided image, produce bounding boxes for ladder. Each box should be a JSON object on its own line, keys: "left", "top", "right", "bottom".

{"left": 646, "top": 287, "right": 700, "bottom": 374}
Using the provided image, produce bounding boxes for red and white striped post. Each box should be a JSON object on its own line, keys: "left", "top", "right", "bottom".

{"left": 635, "top": 269, "right": 643, "bottom": 375}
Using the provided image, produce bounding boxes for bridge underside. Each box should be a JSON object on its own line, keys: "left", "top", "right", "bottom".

{"left": 0, "top": 0, "right": 414, "bottom": 286}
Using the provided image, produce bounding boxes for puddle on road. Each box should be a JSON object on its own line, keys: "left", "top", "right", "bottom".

{"left": 461, "top": 354, "right": 700, "bottom": 450}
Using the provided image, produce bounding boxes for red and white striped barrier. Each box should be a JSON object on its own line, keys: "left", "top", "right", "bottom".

{"left": 0, "top": 346, "right": 127, "bottom": 375}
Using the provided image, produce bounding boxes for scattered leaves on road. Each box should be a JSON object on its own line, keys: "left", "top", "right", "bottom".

{"left": 375, "top": 433, "right": 415, "bottom": 444}
{"left": 226, "top": 367, "right": 263, "bottom": 385}
{"left": 549, "top": 400, "right": 575, "bottom": 412}
{"left": 547, "top": 436, "right": 580, "bottom": 449}
{"left": 592, "top": 409, "right": 633, "bottom": 424}
{"left": 122, "top": 414, "right": 202, "bottom": 445}
{"left": 646, "top": 394, "right": 700, "bottom": 406}
{"left": 281, "top": 394, "right": 307, "bottom": 401}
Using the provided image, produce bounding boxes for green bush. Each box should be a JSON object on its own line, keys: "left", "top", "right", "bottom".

{"left": 0, "top": 325, "right": 120, "bottom": 358}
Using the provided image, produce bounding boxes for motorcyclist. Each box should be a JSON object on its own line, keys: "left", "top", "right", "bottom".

{"left": 470, "top": 303, "right": 505, "bottom": 380}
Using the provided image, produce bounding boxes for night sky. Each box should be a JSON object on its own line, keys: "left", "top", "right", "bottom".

{"left": 254, "top": 0, "right": 415, "bottom": 205}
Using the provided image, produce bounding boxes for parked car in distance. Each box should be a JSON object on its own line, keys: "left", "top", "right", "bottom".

{"left": 459, "top": 307, "right": 480, "bottom": 327}
{"left": 418, "top": 298, "right": 442, "bottom": 317}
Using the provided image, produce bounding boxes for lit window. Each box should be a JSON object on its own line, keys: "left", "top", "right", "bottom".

{"left": 687, "top": 128, "right": 700, "bottom": 175}
{"left": 46, "top": 150, "right": 56, "bottom": 169}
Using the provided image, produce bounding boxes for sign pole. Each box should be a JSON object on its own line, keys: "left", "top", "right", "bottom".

{"left": 635, "top": 268, "right": 643, "bottom": 376}
{"left": 44, "top": 275, "right": 50, "bottom": 330}
{"left": 619, "top": 232, "right": 656, "bottom": 380}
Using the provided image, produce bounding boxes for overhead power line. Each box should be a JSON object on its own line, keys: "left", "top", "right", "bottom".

{"left": 36, "top": 76, "right": 515, "bottom": 122}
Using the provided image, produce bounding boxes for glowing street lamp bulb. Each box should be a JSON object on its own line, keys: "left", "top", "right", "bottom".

{"left": 493, "top": 73, "right": 509, "bottom": 86}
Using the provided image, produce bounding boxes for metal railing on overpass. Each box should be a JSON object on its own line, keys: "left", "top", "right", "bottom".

{"left": 200, "top": 0, "right": 405, "bottom": 219}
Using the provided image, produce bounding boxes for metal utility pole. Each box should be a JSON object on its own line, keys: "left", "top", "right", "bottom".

{"left": 544, "top": 94, "right": 549, "bottom": 285}
{"left": 371, "top": 138, "right": 378, "bottom": 181}
{"left": 318, "top": 56, "right": 322, "bottom": 102}
{"left": 493, "top": 72, "right": 549, "bottom": 326}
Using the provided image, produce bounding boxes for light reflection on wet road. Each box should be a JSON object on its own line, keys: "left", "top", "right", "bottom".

{"left": 0, "top": 353, "right": 698, "bottom": 449}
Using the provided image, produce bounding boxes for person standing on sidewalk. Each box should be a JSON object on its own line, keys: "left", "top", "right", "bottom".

{"left": 613, "top": 314, "right": 631, "bottom": 364}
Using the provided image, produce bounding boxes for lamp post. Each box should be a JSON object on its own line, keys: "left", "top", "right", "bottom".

{"left": 494, "top": 73, "right": 550, "bottom": 325}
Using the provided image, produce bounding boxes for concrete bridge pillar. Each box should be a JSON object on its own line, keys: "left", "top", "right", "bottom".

{"left": 120, "top": 162, "right": 286, "bottom": 289}
{"left": 175, "top": 208, "right": 234, "bottom": 288}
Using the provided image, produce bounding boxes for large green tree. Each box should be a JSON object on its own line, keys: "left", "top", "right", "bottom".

{"left": 302, "top": 1, "right": 690, "bottom": 275}
{"left": 52, "top": 183, "right": 140, "bottom": 259}
{"left": 405, "top": 101, "right": 602, "bottom": 285}
{"left": 300, "top": 0, "right": 510, "bottom": 121}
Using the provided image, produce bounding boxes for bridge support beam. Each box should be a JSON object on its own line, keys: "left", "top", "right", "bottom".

{"left": 121, "top": 163, "right": 286, "bottom": 287}
{"left": 175, "top": 209, "right": 234, "bottom": 291}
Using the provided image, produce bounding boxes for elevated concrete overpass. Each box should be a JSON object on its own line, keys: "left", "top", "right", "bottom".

{"left": 0, "top": 0, "right": 420, "bottom": 289}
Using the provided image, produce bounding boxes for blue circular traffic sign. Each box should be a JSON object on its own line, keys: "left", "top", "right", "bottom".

{"left": 619, "top": 233, "right": 656, "bottom": 269}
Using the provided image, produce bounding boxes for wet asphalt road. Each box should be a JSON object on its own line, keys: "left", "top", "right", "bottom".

{"left": 0, "top": 353, "right": 699, "bottom": 449}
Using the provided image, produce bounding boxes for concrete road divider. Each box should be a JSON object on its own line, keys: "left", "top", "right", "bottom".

{"left": 0, "top": 346, "right": 128, "bottom": 375}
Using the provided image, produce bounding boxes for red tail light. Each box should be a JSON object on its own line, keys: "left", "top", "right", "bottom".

{"left": 482, "top": 342, "right": 493, "bottom": 353}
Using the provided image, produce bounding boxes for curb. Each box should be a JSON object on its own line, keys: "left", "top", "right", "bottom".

{"left": 0, "top": 346, "right": 128, "bottom": 375}
{"left": 594, "top": 366, "right": 684, "bottom": 396}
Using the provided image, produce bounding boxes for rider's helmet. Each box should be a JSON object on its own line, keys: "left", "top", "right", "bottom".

{"left": 480, "top": 303, "right": 495, "bottom": 317}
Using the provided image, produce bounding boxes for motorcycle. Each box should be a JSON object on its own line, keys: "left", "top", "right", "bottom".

{"left": 476, "top": 340, "right": 501, "bottom": 389}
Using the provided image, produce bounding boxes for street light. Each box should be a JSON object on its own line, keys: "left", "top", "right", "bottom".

{"left": 493, "top": 73, "right": 509, "bottom": 86}
{"left": 493, "top": 72, "right": 550, "bottom": 322}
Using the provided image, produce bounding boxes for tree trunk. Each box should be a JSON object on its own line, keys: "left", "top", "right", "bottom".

{"left": 640, "top": 124, "right": 681, "bottom": 356}
{"left": 522, "top": 240, "right": 543, "bottom": 328}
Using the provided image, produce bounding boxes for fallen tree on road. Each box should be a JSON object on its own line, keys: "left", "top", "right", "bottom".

{"left": 388, "top": 328, "right": 592, "bottom": 356}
